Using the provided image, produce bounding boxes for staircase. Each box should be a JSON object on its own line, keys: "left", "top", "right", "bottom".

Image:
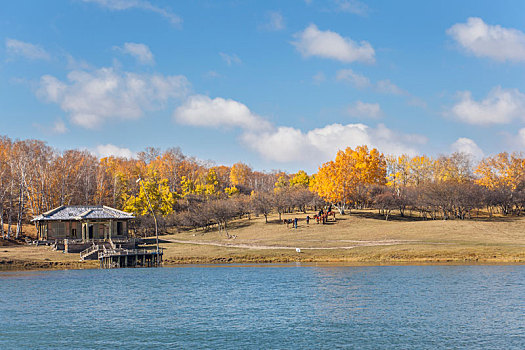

{"left": 80, "top": 241, "right": 113, "bottom": 261}
{"left": 80, "top": 244, "right": 100, "bottom": 261}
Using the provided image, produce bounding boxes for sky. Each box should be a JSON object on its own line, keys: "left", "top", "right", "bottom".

{"left": 1, "top": 0, "right": 525, "bottom": 173}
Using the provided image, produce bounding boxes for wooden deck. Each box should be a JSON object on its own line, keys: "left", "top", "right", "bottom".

{"left": 79, "top": 241, "right": 162, "bottom": 268}
{"left": 98, "top": 247, "right": 163, "bottom": 268}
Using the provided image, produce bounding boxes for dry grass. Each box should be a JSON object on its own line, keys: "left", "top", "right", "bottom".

{"left": 0, "top": 244, "right": 98, "bottom": 270}
{"left": 1, "top": 209, "right": 524, "bottom": 270}
{"left": 160, "top": 209, "right": 525, "bottom": 264}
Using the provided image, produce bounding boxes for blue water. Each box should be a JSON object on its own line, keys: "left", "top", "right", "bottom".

{"left": 0, "top": 265, "right": 524, "bottom": 349}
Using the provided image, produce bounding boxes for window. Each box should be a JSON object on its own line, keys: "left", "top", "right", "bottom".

{"left": 117, "top": 221, "right": 123, "bottom": 236}
{"left": 51, "top": 222, "right": 66, "bottom": 238}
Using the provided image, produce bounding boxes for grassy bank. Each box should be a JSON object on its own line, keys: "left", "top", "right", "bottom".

{"left": 1, "top": 209, "right": 524, "bottom": 271}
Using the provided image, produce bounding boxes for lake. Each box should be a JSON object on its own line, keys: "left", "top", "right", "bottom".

{"left": 1, "top": 265, "right": 524, "bottom": 349}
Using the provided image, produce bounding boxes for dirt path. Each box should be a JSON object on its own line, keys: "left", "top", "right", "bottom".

{"left": 165, "top": 239, "right": 427, "bottom": 250}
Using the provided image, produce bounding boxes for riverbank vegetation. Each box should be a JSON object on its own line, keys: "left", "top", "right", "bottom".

{"left": 0, "top": 135, "right": 524, "bottom": 242}
{"left": 2, "top": 208, "right": 524, "bottom": 270}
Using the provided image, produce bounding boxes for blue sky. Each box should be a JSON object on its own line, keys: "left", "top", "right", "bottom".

{"left": 1, "top": 0, "right": 525, "bottom": 173}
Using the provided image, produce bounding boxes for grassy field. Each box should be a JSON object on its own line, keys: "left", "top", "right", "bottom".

{"left": 160, "top": 209, "right": 525, "bottom": 265}
{"left": 1, "top": 209, "right": 524, "bottom": 271}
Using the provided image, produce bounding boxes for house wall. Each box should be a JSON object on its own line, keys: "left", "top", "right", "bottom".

{"left": 43, "top": 219, "right": 130, "bottom": 241}
{"left": 45, "top": 221, "right": 81, "bottom": 240}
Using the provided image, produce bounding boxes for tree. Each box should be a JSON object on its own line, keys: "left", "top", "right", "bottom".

{"left": 290, "top": 170, "right": 310, "bottom": 188}
{"left": 476, "top": 152, "right": 525, "bottom": 214}
{"left": 123, "top": 170, "right": 176, "bottom": 216}
{"left": 250, "top": 191, "right": 274, "bottom": 223}
{"left": 230, "top": 162, "right": 252, "bottom": 187}
{"left": 311, "top": 146, "right": 386, "bottom": 214}
{"left": 372, "top": 187, "right": 400, "bottom": 220}
{"left": 204, "top": 199, "right": 240, "bottom": 238}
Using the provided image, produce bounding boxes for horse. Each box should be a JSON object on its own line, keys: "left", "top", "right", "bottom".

{"left": 326, "top": 211, "right": 336, "bottom": 221}
{"left": 313, "top": 211, "right": 336, "bottom": 224}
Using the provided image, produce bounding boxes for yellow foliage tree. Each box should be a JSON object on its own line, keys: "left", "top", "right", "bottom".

{"left": 433, "top": 153, "right": 473, "bottom": 183}
{"left": 386, "top": 155, "right": 434, "bottom": 188}
{"left": 224, "top": 186, "right": 240, "bottom": 197}
{"left": 274, "top": 175, "right": 289, "bottom": 193}
{"left": 475, "top": 152, "right": 525, "bottom": 190}
{"left": 123, "top": 170, "right": 176, "bottom": 216}
{"left": 180, "top": 168, "right": 221, "bottom": 198}
{"left": 311, "top": 146, "right": 386, "bottom": 214}
{"left": 230, "top": 162, "right": 252, "bottom": 187}
{"left": 290, "top": 170, "right": 310, "bottom": 188}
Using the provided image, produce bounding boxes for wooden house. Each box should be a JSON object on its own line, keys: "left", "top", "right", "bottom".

{"left": 32, "top": 205, "right": 135, "bottom": 242}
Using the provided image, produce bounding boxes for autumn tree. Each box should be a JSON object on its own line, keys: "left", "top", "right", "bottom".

{"left": 290, "top": 170, "right": 310, "bottom": 188}
{"left": 475, "top": 152, "right": 525, "bottom": 214}
{"left": 230, "top": 162, "right": 253, "bottom": 192}
{"left": 250, "top": 191, "right": 274, "bottom": 223}
{"left": 123, "top": 170, "right": 176, "bottom": 216}
{"left": 311, "top": 146, "right": 386, "bottom": 214}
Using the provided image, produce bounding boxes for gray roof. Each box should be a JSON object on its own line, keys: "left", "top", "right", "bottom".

{"left": 32, "top": 206, "right": 135, "bottom": 222}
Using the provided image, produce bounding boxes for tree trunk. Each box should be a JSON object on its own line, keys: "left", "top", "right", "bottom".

{"left": 7, "top": 205, "right": 12, "bottom": 239}
{"left": 16, "top": 186, "right": 24, "bottom": 239}
{"left": 0, "top": 203, "right": 3, "bottom": 238}
{"left": 224, "top": 221, "right": 231, "bottom": 239}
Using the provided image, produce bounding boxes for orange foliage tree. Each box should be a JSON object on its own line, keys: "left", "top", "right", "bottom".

{"left": 311, "top": 146, "right": 386, "bottom": 214}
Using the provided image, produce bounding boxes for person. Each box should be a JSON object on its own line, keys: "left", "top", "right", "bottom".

{"left": 293, "top": 217, "right": 298, "bottom": 229}
{"left": 306, "top": 215, "right": 310, "bottom": 225}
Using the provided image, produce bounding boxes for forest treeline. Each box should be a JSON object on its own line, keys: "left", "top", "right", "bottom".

{"left": 0, "top": 136, "right": 524, "bottom": 239}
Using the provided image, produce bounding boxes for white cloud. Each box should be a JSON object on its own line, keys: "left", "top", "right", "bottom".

{"left": 94, "top": 144, "right": 135, "bottom": 159}
{"left": 451, "top": 138, "right": 484, "bottom": 160}
{"left": 115, "top": 42, "right": 154, "bottom": 65}
{"left": 5, "top": 38, "right": 50, "bottom": 60}
{"left": 347, "top": 101, "right": 382, "bottom": 118}
{"left": 336, "top": 70, "right": 426, "bottom": 108}
{"left": 173, "top": 95, "right": 271, "bottom": 131}
{"left": 449, "top": 87, "right": 525, "bottom": 125}
{"left": 52, "top": 119, "right": 68, "bottom": 134}
{"left": 510, "top": 128, "right": 525, "bottom": 149}
{"left": 447, "top": 17, "right": 525, "bottom": 62}
{"left": 407, "top": 97, "right": 428, "bottom": 109}
{"left": 83, "top": 0, "right": 182, "bottom": 26}
{"left": 376, "top": 79, "right": 406, "bottom": 95}
{"left": 519, "top": 128, "right": 525, "bottom": 144}
{"left": 261, "top": 11, "right": 285, "bottom": 31}
{"left": 32, "top": 118, "right": 68, "bottom": 135}
{"left": 65, "top": 54, "right": 92, "bottom": 70}
{"left": 336, "top": 69, "right": 371, "bottom": 88}
{"left": 219, "top": 52, "right": 242, "bottom": 66}
{"left": 242, "top": 123, "right": 422, "bottom": 164}
{"left": 335, "top": 0, "right": 368, "bottom": 16}
{"left": 170, "top": 93, "right": 423, "bottom": 166}
{"left": 204, "top": 71, "right": 221, "bottom": 79}
{"left": 37, "top": 67, "right": 190, "bottom": 129}
{"left": 292, "top": 24, "right": 375, "bottom": 63}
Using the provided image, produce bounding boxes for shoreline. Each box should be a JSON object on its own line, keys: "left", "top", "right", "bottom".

{"left": 1, "top": 255, "right": 524, "bottom": 272}
{"left": 2, "top": 208, "right": 524, "bottom": 272}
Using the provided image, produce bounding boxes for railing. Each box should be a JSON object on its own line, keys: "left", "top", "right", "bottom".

{"left": 80, "top": 244, "right": 100, "bottom": 260}
{"left": 98, "top": 247, "right": 163, "bottom": 259}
